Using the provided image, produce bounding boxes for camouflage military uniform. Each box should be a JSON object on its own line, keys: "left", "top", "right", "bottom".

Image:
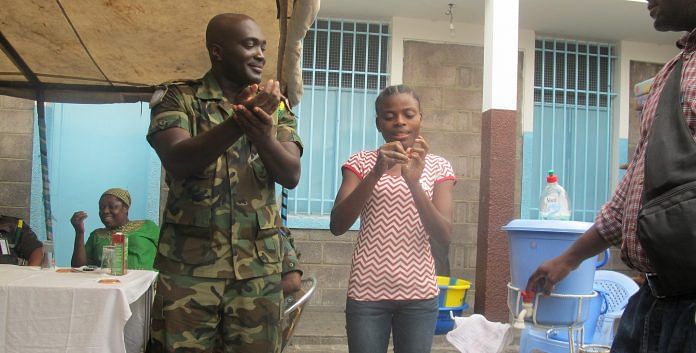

{"left": 280, "top": 227, "right": 300, "bottom": 275}
{"left": 147, "top": 71, "right": 302, "bottom": 353}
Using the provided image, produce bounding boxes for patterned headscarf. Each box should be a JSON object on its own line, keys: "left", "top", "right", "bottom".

{"left": 101, "top": 188, "right": 131, "bottom": 207}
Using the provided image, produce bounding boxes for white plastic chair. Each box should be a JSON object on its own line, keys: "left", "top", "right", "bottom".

{"left": 591, "top": 270, "right": 639, "bottom": 345}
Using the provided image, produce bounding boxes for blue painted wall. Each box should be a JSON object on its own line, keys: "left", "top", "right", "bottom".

{"left": 31, "top": 103, "right": 161, "bottom": 267}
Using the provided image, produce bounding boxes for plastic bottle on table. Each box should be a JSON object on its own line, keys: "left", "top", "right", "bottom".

{"left": 111, "top": 232, "right": 128, "bottom": 275}
{"left": 539, "top": 170, "right": 571, "bottom": 220}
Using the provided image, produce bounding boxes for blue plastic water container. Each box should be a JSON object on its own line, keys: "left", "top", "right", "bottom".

{"left": 505, "top": 219, "right": 598, "bottom": 325}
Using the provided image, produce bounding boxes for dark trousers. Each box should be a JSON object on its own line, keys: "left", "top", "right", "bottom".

{"left": 345, "top": 297, "right": 439, "bottom": 353}
{"left": 611, "top": 285, "right": 696, "bottom": 353}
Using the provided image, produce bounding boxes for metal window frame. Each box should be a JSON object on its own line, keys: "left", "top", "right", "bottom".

{"left": 523, "top": 38, "right": 617, "bottom": 221}
{"left": 288, "top": 18, "right": 390, "bottom": 229}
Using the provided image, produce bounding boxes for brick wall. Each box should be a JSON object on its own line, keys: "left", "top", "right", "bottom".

{"left": 289, "top": 229, "right": 354, "bottom": 311}
{"left": 0, "top": 96, "right": 34, "bottom": 222}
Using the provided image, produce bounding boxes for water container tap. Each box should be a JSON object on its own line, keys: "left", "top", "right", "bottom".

{"left": 513, "top": 290, "right": 534, "bottom": 329}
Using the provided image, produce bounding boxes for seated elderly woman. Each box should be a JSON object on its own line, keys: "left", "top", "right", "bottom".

{"left": 71, "top": 188, "right": 159, "bottom": 270}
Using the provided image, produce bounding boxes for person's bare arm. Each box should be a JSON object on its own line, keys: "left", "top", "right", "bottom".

{"left": 70, "top": 211, "right": 88, "bottom": 267}
{"left": 330, "top": 143, "right": 409, "bottom": 235}
{"left": 407, "top": 179, "right": 455, "bottom": 245}
{"left": 401, "top": 137, "right": 454, "bottom": 245}
{"left": 526, "top": 225, "right": 610, "bottom": 294}
{"left": 330, "top": 168, "right": 381, "bottom": 235}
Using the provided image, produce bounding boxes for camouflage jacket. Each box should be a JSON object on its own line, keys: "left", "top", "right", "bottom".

{"left": 147, "top": 72, "right": 302, "bottom": 279}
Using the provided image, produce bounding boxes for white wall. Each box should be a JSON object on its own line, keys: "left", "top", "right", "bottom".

{"left": 389, "top": 17, "right": 536, "bottom": 133}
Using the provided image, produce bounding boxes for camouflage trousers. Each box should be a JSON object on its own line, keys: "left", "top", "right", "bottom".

{"left": 149, "top": 271, "right": 282, "bottom": 353}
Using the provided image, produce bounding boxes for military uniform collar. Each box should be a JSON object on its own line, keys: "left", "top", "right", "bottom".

{"left": 195, "top": 71, "right": 225, "bottom": 100}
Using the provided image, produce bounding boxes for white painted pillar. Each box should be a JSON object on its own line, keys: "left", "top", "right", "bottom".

{"left": 475, "top": 0, "right": 520, "bottom": 322}
{"left": 483, "top": 0, "right": 519, "bottom": 112}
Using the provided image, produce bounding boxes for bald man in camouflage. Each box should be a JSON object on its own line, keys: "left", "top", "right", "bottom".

{"left": 147, "top": 13, "right": 302, "bottom": 353}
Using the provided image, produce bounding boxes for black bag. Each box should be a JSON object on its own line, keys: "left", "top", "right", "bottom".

{"left": 637, "top": 59, "right": 696, "bottom": 296}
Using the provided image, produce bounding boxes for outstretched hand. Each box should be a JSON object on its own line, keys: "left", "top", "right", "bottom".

{"left": 526, "top": 255, "right": 576, "bottom": 295}
{"left": 71, "top": 211, "right": 88, "bottom": 234}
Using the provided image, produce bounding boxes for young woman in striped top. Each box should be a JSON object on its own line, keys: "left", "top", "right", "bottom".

{"left": 330, "top": 85, "right": 456, "bottom": 353}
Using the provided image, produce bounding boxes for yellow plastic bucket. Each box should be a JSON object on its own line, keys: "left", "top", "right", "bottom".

{"left": 435, "top": 276, "right": 471, "bottom": 335}
{"left": 436, "top": 276, "right": 471, "bottom": 308}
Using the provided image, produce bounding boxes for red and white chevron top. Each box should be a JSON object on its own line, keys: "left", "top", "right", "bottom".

{"left": 343, "top": 150, "right": 456, "bottom": 301}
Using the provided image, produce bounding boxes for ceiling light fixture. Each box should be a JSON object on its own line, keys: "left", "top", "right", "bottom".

{"left": 446, "top": 3, "right": 455, "bottom": 36}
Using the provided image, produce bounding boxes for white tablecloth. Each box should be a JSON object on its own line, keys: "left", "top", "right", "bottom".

{"left": 0, "top": 265, "right": 158, "bottom": 353}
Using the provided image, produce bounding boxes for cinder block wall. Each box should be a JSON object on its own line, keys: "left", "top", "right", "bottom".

{"left": 402, "top": 41, "right": 486, "bottom": 309}
{"left": 0, "top": 96, "right": 34, "bottom": 222}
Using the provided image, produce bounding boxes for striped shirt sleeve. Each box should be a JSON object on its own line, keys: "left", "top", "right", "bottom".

{"left": 343, "top": 151, "right": 366, "bottom": 179}
{"left": 435, "top": 157, "right": 456, "bottom": 184}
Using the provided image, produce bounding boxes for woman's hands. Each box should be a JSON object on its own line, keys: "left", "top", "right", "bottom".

{"left": 70, "top": 211, "right": 88, "bottom": 234}
{"left": 402, "top": 137, "right": 428, "bottom": 185}
{"left": 373, "top": 136, "right": 428, "bottom": 184}
{"left": 373, "top": 141, "right": 409, "bottom": 176}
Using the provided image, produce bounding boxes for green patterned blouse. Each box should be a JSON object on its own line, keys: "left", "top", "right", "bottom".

{"left": 84, "top": 220, "right": 160, "bottom": 270}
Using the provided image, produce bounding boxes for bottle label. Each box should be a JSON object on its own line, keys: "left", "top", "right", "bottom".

{"left": 540, "top": 188, "right": 570, "bottom": 220}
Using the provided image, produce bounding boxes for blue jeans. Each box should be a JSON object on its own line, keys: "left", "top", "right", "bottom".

{"left": 345, "top": 297, "right": 439, "bottom": 353}
{"left": 611, "top": 284, "right": 696, "bottom": 353}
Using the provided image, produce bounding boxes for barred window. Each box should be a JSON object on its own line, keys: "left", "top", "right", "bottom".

{"left": 533, "top": 39, "right": 614, "bottom": 107}
{"left": 286, "top": 19, "right": 390, "bottom": 228}
{"left": 523, "top": 38, "right": 616, "bottom": 222}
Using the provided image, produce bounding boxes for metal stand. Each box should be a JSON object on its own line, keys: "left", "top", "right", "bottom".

{"left": 508, "top": 283, "right": 598, "bottom": 353}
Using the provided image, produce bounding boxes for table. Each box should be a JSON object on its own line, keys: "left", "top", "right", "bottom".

{"left": 0, "top": 265, "right": 157, "bottom": 353}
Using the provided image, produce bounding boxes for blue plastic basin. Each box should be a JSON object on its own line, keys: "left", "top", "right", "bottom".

{"left": 505, "top": 219, "right": 598, "bottom": 325}
{"left": 434, "top": 303, "right": 469, "bottom": 335}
